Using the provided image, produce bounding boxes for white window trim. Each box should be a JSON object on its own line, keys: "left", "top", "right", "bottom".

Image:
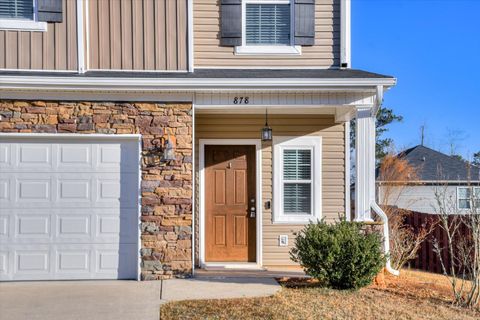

{"left": 235, "top": 0, "right": 302, "bottom": 56}
{"left": 273, "top": 136, "right": 322, "bottom": 223}
{"left": 0, "top": 0, "right": 47, "bottom": 32}
{"left": 457, "top": 186, "right": 476, "bottom": 210}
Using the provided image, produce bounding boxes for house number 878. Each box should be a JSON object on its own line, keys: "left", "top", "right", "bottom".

{"left": 233, "top": 97, "right": 249, "bottom": 104}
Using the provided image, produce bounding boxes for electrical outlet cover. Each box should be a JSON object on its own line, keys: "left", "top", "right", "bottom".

{"left": 279, "top": 235, "right": 288, "bottom": 247}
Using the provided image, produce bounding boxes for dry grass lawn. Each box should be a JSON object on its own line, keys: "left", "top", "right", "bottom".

{"left": 160, "top": 270, "right": 480, "bottom": 320}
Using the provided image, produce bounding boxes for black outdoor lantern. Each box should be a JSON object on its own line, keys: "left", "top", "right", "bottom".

{"left": 161, "top": 130, "right": 176, "bottom": 162}
{"left": 261, "top": 109, "right": 272, "bottom": 141}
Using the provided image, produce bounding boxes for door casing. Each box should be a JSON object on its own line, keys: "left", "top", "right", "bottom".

{"left": 199, "top": 139, "right": 262, "bottom": 268}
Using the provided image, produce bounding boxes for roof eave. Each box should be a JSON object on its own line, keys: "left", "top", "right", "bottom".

{"left": 0, "top": 75, "right": 397, "bottom": 92}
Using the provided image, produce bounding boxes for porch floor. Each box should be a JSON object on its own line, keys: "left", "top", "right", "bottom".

{"left": 194, "top": 267, "right": 306, "bottom": 279}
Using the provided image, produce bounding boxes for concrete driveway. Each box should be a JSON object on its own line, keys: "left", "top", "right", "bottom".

{"left": 0, "top": 275, "right": 281, "bottom": 320}
{"left": 0, "top": 280, "right": 162, "bottom": 320}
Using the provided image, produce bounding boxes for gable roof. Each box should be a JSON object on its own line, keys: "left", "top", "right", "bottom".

{"left": 379, "top": 145, "right": 480, "bottom": 182}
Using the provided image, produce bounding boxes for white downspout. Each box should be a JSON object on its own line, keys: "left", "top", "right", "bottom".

{"left": 371, "top": 85, "right": 399, "bottom": 276}
{"left": 371, "top": 202, "right": 400, "bottom": 276}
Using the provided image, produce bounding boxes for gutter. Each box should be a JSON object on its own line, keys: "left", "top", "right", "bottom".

{"left": 0, "top": 76, "right": 397, "bottom": 92}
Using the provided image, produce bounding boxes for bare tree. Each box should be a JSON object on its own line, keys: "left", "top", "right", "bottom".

{"left": 432, "top": 182, "right": 480, "bottom": 309}
{"left": 378, "top": 154, "right": 435, "bottom": 270}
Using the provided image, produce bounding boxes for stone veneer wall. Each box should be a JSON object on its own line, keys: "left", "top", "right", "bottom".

{"left": 0, "top": 100, "right": 193, "bottom": 280}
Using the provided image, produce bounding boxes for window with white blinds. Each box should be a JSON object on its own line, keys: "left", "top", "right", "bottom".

{"left": 245, "top": 3, "right": 291, "bottom": 46}
{"left": 283, "top": 149, "right": 312, "bottom": 215}
{"left": 273, "top": 136, "right": 322, "bottom": 223}
{"left": 0, "top": 0, "right": 34, "bottom": 20}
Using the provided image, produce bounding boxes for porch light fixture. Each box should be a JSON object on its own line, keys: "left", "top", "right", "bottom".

{"left": 161, "top": 130, "right": 176, "bottom": 162}
{"left": 261, "top": 109, "right": 272, "bottom": 141}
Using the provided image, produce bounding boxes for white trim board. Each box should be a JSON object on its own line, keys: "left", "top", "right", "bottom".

{"left": 198, "top": 139, "right": 263, "bottom": 268}
{"left": 76, "top": 0, "right": 86, "bottom": 74}
{"left": 0, "top": 76, "right": 397, "bottom": 92}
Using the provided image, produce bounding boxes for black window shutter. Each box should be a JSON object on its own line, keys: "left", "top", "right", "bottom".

{"left": 37, "top": 0, "right": 63, "bottom": 23}
{"left": 294, "top": 0, "right": 315, "bottom": 46}
{"left": 220, "top": 0, "right": 242, "bottom": 46}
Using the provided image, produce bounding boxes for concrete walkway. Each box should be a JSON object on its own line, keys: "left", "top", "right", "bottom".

{"left": 0, "top": 274, "right": 282, "bottom": 320}
{"left": 161, "top": 276, "right": 281, "bottom": 301}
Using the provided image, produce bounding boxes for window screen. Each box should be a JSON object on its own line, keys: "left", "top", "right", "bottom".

{"left": 283, "top": 149, "right": 312, "bottom": 215}
{"left": 0, "top": 0, "right": 34, "bottom": 20}
{"left": 246, "top": 4, "right": 291, "bottom": 45}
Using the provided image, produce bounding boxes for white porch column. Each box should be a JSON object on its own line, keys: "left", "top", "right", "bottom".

{"left": 355, "top": 106, "right": 376, "bottom": 222}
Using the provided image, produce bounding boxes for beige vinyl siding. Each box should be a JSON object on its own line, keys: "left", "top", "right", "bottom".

{"left": 195, "top": 114, "right": 346, "bottom": 267}
{"left": 194, "top": 0, "right": 340, "bottom": 68}
{"left": 0, "top": 0, "right": 77, "bottom": 70}
{"left": 88, "top": 0, "right": 188, "bottom": 71}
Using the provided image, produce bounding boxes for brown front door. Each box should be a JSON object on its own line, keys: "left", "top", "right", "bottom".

{"left": 205, "top": 145, "right": 256, "bottom": 262}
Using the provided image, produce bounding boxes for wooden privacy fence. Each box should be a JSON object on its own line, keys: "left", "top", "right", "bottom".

{"left": 403, "top": 211, "right": 473, "bottom": 274}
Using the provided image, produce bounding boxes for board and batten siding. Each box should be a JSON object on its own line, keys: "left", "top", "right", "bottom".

{"left": 0, "top": 0, "right": 77, "bottom": 70}
{"left": 195, "top": 114, "right": 346, "bottom": 267}
{"left": 194, "top": 0, "right": 340, "bottom": 68}
{"left": 88, "top": 0, "right": 188, "bottom": 71}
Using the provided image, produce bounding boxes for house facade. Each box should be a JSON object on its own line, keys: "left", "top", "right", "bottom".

{"left": 0, "top": 0, "right": 395, "bottom": 281}
{"left": 378, "top": 145, "right": 480, "bottom": 215}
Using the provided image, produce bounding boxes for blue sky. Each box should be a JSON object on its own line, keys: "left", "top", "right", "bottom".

{"left": 352, "top": 0, "right": 480, "bottom": 160}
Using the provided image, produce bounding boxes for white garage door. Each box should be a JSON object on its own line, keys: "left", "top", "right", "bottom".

{"left": 0, "top": 135, "right": 140, "bottom": 281}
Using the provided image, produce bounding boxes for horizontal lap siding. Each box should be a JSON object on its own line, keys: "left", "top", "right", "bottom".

{"left": 88, "top": 0, "right": 188, "bottom": 71}
{"left": 0, "top": 0, "right": 77, "bottom": 70}
{"left": 194, "top": 0, "right": 340, "bottom": 68}
{"left": 195, "top": 114, "right": 346, "bottom": 267}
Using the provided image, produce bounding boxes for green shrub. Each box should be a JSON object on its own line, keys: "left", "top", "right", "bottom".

{"left": 290, "top": 219, "right": 386, "bottom": 290}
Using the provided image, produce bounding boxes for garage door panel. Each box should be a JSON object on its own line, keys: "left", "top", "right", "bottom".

{"left": 96, "top": 213, "right": 138, "bottom": 243}
{"left": 16, "top": 215, "right": 51, "bottom": 238}
{"left": 17, "top": 144, "right": 52, "bottom": 168}
{"left": 56, "top": 250, "right": 90, "bottom": 273}
{"left": 0, "top": 252, "right": 8, "bottom": 275}
{"left": 0, "top": 137, "right": 140, "bottom": 281}
{"left": 1, "top": 175, "right": 138, "bottom": 209}
{"left": 57, "top": 215, "right": 91, "bottom": 237}
{"left": 58, "top": 144, "right": 93, "bottom": 168}
{"left": 97, "top": 143, "right": 138, "bottom": 173}
{"left": 15, "top": 250, "right": 50, "bottom": 274}
{"left": 0, "top": 179, "right": 9, "bottom": 200}
{"left": 0, "top": 216, "right": 8, "bottom": 238}
{"left": 0, "top": 144, "right": 10, "bottom": 166}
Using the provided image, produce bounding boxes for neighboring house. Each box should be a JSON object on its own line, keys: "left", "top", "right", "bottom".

{"left": 377, "top": 145, "right": 480, "bottom": 214}
{"left": 0, "top": 0, "right": 395, "bottom": 281}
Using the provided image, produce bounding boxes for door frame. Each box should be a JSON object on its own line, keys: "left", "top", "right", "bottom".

{"left": 199, "top": 139, "right": 262, "bottom": 268}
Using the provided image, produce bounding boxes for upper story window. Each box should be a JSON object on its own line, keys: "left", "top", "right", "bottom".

{"left": 219, "top": 0, "right": 315, "bottom": 55}
{"left": 0, "top": 0, "right": 34, "bottom": 20}
{"left": 0, "top": 0, "right": 63, "bottom": 32}
{"left": 245, "top": 3, "right": 291, "bottom": 46}
{"left": 457, "top": 186, "right": 480, "bottom": 210}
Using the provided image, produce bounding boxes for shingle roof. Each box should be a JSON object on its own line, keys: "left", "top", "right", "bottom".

{"left": 380, "top": 145, "right": 480, "bottom": 182}
{"left": 0, "top": 68, "right": 393, "bottom": 79}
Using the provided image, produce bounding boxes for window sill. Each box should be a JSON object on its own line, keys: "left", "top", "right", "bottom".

{"left": 0, "top": 19, "right": 47, "bottom": 32}
{"left": 235, "top": 45, "right": 302, "bottom": 56}
{"left": 272, "top": 215, "right": 319, "bottom": 224}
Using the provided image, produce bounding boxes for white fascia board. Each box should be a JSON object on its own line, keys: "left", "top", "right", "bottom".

{"left": 0, "top": 76, "right": 397, "bottom": 92}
